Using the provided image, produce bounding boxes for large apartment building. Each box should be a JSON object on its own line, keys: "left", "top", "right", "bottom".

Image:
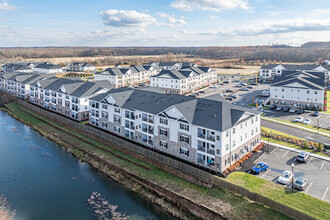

{"left": 269, "top": 71, "right": 325, "bottom": 110}
{"left": 150, "top": 62, "right": 197, "bottom": 70}
{"left": 94, "top": 65, "right": 159, "bottom": 88}
{"left": 89, "top": 89, "right": 261, "bottom": 173}
{"left": 150, "top": 66, "right": 218, "bottom": 94}
{"left": 67, "top": 62, "right": 96, "bottom": 72}
{"left": 260, "top": 64, "right": 330, "bottom": 81}
{"left": 34, "top": 63, "right": 63, "bottom": 74}
{"left": 1, "top": 63, "right": 34, "bottom": 74}
{"left": 0, "top": 72, "right": 54, "bottom": 99}
{"left": 29, "top": 78, "right": 113, "bottom": 121}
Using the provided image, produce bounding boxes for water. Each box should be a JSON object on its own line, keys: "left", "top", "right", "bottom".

{"left": 0, "top": 111, "right": 177, "bottom": 220}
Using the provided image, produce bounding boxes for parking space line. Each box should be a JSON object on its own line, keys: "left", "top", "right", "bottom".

{"left": 305, "top": 182, "right": 313, "bottom": 194}
{"left": 254, "top": 152, "right": 266, "bottom": 163}
{"left": 320, "top": 161, "right": 326, "bottom": 169}
{"left": 281, "top": 151, "right": 289, "bottom": 158}
{"left": 261, "top": 169, "right": 271, "bottom": 178}
{"left": 322, "top": 187, "right": 329, "bottom": 200}
{"left": 270, "top": 147, "right": 278, "bottom": 154}
{"left": 306, "top": 158, "right": 312, "bottom": 165}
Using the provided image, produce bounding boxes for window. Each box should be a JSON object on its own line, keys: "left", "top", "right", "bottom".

{"left": 251, "top": 118, "right": 254, "bottom": 124}
{"left": 315, "top": 91, "right": 317, "bottom": 95}
{"left": 114, "top": 126, "right": 120, "bottom": 133}
{"left": 180, "top": 123, "right": 189, "bottom": 131}
{"left": 233, "top": 128, "right": 236, "bottom": 134}
{"left": 114, "top": 107, "right": 120, "bottom": 113}
{"left": 216, "top": 135, "right": 220, "bottom": 141}
{"left": 307, "top": 90, "right": 310, "bottom": 94}
{"left": 256, "top": 127, "right": 258, "bottom": 132}
{"left": 160, "top": 140, "right": 168, "bottom": 148}
{"left": 159, "top": 129, "right": 168, "bottom": 137}
{"left": 282, "top": 88, "right": 284, "bottom": 92}
{"left": 160, "top": 118, "right": 168, "bottom": 125}
{"left": 233, "top": 140, "right": 236, "bottom": 147}
{"left": 180, "top": 147, "right": 189, "bottom": 156}
{"left": 226, "top": 144, "right": 229, "bottom": 151}
{"left": 251, "top": 130, "right": 254, "bottom": 135}
{"left": 102, "top": 122, "right": 108, "bottom": 128}
{"left": 226, "top": 130, "right": 229, "bottom": 137}
{"left": 179, "top": 135, "right": 189, "bottom": 144}
{"left": 102, "top": 104, "right": 107, "bottom": 109}
{"left": 102, "top": 112, "right": 108, "bottom": 119}
{"left": 256, "top": 116, "right": 258, "bottom": 122}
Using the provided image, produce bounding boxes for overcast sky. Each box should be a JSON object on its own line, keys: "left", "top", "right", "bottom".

{"left": 0, "top": 0, "right": 330, "bottom": 47}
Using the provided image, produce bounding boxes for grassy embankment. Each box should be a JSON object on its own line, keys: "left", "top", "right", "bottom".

{"left": 4, "top": 101, "right": 291, "bottom": 220}
{"left": 227, "top": 172, "right": 330, "bottom": 220}
{"left": 261, "top": 127, "right": 327, "bottom": 156}
{"left": 262, "top": 117, "right": 330, "bottom": 136}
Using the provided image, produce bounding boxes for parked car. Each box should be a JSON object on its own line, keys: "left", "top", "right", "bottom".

{"left": 296, "top": 151, "right": 309, "bottom": 163}
{"left": 225, "top": 97, "right": 233, "bottom": 101}
{"left": 289, "top": 108, "right": 297, "bottom": 113}
{"left": 283, "top": 106, "right": 290, "bottom": 112}
{"left": 246, "top": 86, "right": 253, "bottom": 89}
{"left": 230, "top": 94, "right": 238, "bottom": 99}
{"left": 226, "top": 89, "right": 234, "bottom": 93}
{"left": 241, "top": 87, "right": 250, "bottom": 91}
{"left": 294, "top": 116, "right": 304, "bottom": 123}
{"left": 209, "top": 85, "right": 217, "bottom": 89}
{"left": 311, "top": 111, "right": 319, "bottom": 117}
{"left": 189, "top": 93, "right": 196, "bottom": 97}
{"left": 302, "top": 118, "right": 311, "bottom": 124}
{"left": 235, "top": 84, "right": 242, "bottom": 87}
{"left": 251, "top": 162, "right": 269, "bottom": 174}
{"left": 269, "top": 104, "right": 277, "bottom": 110}
{"left": 199, "top": 91, "right": 205, "bottom": 93}
{"left": 250, "top": 82, "right": 258, "bottom": 85}
{"left": 223, "top": 81, "right": 230, "bottom": 84}
{"left": 277, "top": 170, "right": 293, "bottom": 185}
{"left": 293, "top": 177, "right": 308, "bottom": 191}
{"left": 297, "top": 109, "right": 305, "bottom": 114}
{"left": 240, "top": 82, "right": 247, "bottom": 86}
{"left": 217, "top": 82, "right": 223, "bottom": 85}
{"left": 275, "top": 106, "right": 283, "bottom": 111}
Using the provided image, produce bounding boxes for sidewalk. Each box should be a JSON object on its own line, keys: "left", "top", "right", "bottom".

{"left": 261, "top": 141, "right": 330, "bottom": 162}
{"left": 261, "top": 117, "right": 330, "bottom": 138}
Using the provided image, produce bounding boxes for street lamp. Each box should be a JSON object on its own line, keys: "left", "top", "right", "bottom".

{"left": 267, "top": 131, "right": 270, "bottom": 153}
{"left": 291, "top": 163, "right": 294, "bottom": 193}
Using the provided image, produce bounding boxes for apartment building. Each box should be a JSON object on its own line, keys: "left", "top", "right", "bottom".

{"left": 260, "top": 64, "right": 330, "bottom": 81}
{"left": 0, "top": 72, "right": 54, "bottom": 99}
{"left": 150, "top": 62, "right": 197, "bottom": 70}
{"left": 94, "top": 65, "right": 159, "bottom": 88}
{"left": 150, "top": 66, "right": 218, "bottom": 94}
{"left": 29, "top": 78, "right": 113, "bottom": 121}
{"left": 89, "top": 89, "right": 261, "bottom": 173}
{"left": 34, "top": 63, "right": 63, "bottom": 74}
{"left": 270, "top": 71, "right": 325, "bottom": 110}
{"left": 67, "top": 63, "right": 96, "bottom": 72}
{"left": 1, "top": 63, "right": 34, "bottom": 74}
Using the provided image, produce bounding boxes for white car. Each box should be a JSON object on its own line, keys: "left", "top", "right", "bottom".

{"left": 302, "top": 118, "right": 311, "bottom": 125}
{"left": 277, "top": 170, "right": 293, "bottom": 185}
{"left": 289, "top": 108, "right": 296, "bottom": 113}
{"left": 294, "top": 116, "right": 304, "bottom": 123}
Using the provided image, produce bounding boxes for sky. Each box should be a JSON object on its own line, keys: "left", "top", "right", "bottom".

{"left": 0, "top": 0, "right": 330, "bottom": 47}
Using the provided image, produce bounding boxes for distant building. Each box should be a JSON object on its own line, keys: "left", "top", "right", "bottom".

{"left": 94, "top": 65, "right": 159, "bottom": 88}
{"left": 269, "top": 71, "right": 325, "bottom": 110}
{"left": 259, "top": 64, "right": 330, "bottom": 82}
{"left": 89, "top": 89, "right": 261, "bottom": 173}
{"left": 150, "top": 66, "right": 218, "bottom": 94}
{"left": 150, "top": 62, "right": 197, "bottom": 70}
{"left": 67, "top": 62, "right": 96, "bottom": 72}
{"left": 1, "top": 63, "right": 34, "bottom": 74}
{"left": 34, "top": 63, "right": 63, "bottom": 74}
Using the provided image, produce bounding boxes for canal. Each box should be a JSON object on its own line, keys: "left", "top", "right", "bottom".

{"left": 0, "top": 111, "right": 177, "bottom": 220}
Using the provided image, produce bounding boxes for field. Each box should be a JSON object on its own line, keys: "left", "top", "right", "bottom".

{"left": 214, "top": 65, "right": 261, "bottom": 75}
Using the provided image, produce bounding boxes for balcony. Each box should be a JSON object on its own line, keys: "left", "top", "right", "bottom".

{"left": 197, "top": 145, "right": 205, "bottom": 152}
{"left": 197, "top": 159, "right": 206, "bottom": 166}
{"left": 197, "top": 133, "right": 205, "bottom": 139}
{"left": 207, "top": 135, "right": 215, "bottom": 142}
{"left": 206, "top": 148, "right": 215, "bottom": 155}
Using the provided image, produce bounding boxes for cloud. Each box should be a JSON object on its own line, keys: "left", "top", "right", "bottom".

{"left": 170, "top": 0, "right": 249, "bottom": 12}
{"left": 209, "top": 15, "right": 219, "bottom": 19}
{"left": 0, "top": 1, "right": 17, "bottom": 10}
{"left": 156, "top": 12, "right": 186, "bottom": 26}
{"left": 100, "top": 9, "right": 157, "bottom": 27}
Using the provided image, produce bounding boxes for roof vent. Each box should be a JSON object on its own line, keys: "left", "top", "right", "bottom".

{"left": 214, "top": 113, "right": 217, "bottom": 118}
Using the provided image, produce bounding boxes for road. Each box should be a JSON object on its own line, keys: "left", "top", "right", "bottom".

{"left": 261, "top": 119, "right": 330, "bottom": 144}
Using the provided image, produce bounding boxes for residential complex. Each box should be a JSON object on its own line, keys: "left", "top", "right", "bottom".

{"left": 269, "top": 71, "right": 325, "bottom": 110}
{"left": 150, "top": 66, "right": 218, "bottom": 94}
{"left": 150, "top": 62, "right": 197, "bottom": 70}
{"left": 34, "top": 63, "right": 63, "bottom": 74}
{"left": 94, "top": 65, "right": 159, "bottom": 88}
{"left": 67, "top": 62, "right": 96, "bottom": 72}
{"left": 260, "top": 64, "right": 330, "bottom": 81}
{"left": 1, "top": 63, "right": 34, "bottom": 74}
{"left": 89, "top": 89, "right": 261, "bottom": 173}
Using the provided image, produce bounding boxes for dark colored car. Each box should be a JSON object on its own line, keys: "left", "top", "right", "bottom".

{"left": 250, "top": 82, "right": 258, "bottom": 85}
{"left": 269, "top": 104, "right": 277, "bottom": 110}
{"left": 275, "top": 106, "right": 283, "bottom": 111}
{"left": 297, "top": 109, "right": 304, "bottom": 114}
{"left": 311, "top": 111, "right": 319, "bottom": 117}
{"left": 246, "top": 86, "right": 253, "bottom": 89}
{"left": 230, "top": 94, "right": 238, "bottom": 99}
{"left": 283, "top": 106, "right": 290, "bottom": 112}
{"left": 199, "top": 91, "right": 205, "bottom": 93}
{"left": 225, "top": 97, "right": 233, "bottom": 101}
{"left": 226, "top": 89, "right": 234, "bottom": 93}
{"left": 223, "top": 81, "right": 230, "bottom": 84}
{"left": 252, "top": 162, "right": 269, "bottom": 174}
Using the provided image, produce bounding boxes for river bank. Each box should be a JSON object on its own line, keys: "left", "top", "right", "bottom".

{"left": 2, "top": 101, "right": 291, "bottom": 220}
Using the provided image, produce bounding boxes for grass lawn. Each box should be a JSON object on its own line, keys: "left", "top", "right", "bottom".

{"left": 326, "top": 91, "right": 330, "bottom": 113}
{"left": 226, "top": 172, "right": 330, "bottom": 220}
{"left": 3, "top": 101, "right": 292, "bottom": 220}
{"left": 261, "top": 127, "right": 327, "bottom": 156}
{"left": 262, "top": 117, "right": 330, "bottom": 136}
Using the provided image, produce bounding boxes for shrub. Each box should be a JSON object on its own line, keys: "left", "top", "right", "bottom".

{"left": 314, "top": 142, "right": 319, "bottom": 148}
{"left": 309, "top": 142, "right": 314, "bottom": 148}
{"left": 316, "top": 144, "right": 324, "bottom": 152}
{"left": 302, "top": 141, "right": 310, "bottom": 149}
{"left": 235, "top": 162, "right": 240, "bottom": 166}
{"left": 224, "top": 169, "right": 230, "bottom": 174}
{"left": 292, "top": 139, "right": 297, "bottom": 144}
{"left": 282, "top": 137, "right": 287, "bottom": 142}
{"left": 239, "top": 159, "right": 243, "bottom": 164}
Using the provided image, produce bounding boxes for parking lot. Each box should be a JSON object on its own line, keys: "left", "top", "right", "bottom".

{"left": 263, "top": 109, "right": 330, "bottom": 130}
{"left": 252, "top": 145, "right": 330, "bottom": 202}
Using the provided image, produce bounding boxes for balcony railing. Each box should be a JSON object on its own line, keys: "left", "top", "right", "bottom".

{"left": 197, "top": 133, "right": 205, "bottom": 139}
{"left": 197, "top": 159, "right": 206, "bottom": 165}
{"left": 197, "top": 145, "right": 205, "bottom": 152}
{"left": 207, "top": 135, "right": 215, "bottom": 142}
{"left": 206, "top": 148, "right": 215, "bottom": 155}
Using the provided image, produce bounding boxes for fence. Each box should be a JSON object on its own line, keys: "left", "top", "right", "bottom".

{"left": 16, "top": 99, "right": 315, "bottom": 220}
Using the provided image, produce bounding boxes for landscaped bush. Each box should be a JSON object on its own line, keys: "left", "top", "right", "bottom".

{"left": 316, "top": 144, "right": 324, "bottom": 152}
{"left": 302, "top": 141, "right": 310, "bottom": 149}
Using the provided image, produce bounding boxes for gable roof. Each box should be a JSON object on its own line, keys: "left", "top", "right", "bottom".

{"left": 271, "top": 71, "right": 325, "bottom": 90}
{"left": 35, "top": 63, "right": 61, "bottom": 69}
